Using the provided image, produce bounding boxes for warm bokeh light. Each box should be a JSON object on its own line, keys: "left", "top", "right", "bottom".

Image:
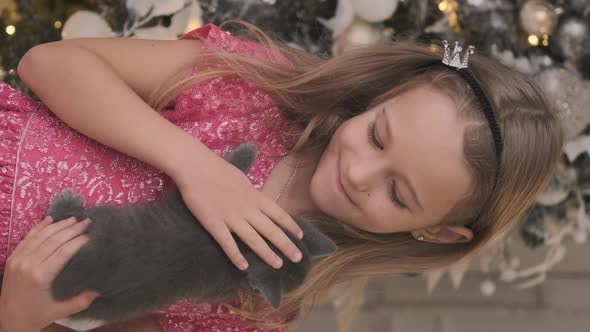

{"left": 5, "top": 25, "right": 15, "bottom": 35}
{"left": 185, "top": 18, "right": 201, "bottom": 33}
{"left": 542, "top": 34, "right": 549, "bottom": 46}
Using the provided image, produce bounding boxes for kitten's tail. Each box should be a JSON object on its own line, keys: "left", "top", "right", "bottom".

{"left": 47, "top": 190, "right": 89, "bottom": 223}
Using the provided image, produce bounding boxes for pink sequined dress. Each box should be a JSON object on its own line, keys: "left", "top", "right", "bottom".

{"left": 0, "top": 23, "right": 303, "bottom": 331}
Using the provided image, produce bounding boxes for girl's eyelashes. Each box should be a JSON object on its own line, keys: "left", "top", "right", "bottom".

{"left": 367, "top": 120, "right": 384, "bottom": 150}
{"left": 367, "top": 120, "right": 408, "bottom": 209}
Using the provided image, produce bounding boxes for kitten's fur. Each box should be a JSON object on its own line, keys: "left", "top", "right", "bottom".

{"left": 2, "top": 143, "right": 337, "bottom": 323}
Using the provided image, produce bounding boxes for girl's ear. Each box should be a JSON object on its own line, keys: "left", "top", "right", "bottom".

{"left": 412, "top": 225, "right": 473, "bottom": 244}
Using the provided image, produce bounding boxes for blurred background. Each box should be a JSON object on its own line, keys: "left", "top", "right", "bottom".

{"left": 1, "top": 1, "right": 588, "bottom": 331}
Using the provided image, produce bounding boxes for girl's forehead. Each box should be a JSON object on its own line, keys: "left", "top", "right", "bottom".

{"left": 384, "top": 85, "right": 456, "bottom": 111}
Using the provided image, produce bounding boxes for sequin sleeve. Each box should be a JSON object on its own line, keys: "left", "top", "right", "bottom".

{"left": 167, "top": 24, "right": 304, "bottom": 191}
{"left": 179, "top": 23, "right": 293, "bottom": 67}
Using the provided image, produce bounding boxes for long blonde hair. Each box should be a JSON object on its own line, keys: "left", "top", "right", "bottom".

{"left": 149, "top": 20, "right": 564, "bottom": 327}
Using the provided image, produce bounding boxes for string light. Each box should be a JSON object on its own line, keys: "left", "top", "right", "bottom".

{"left": 528, "top": 34, "right": 539, "bottom": 46}
{"left": 5, "top": 25, "right": 15, "bottom": 35}
{"left": 438, "top": 0, "right": 460, "bottom": 32}
{"left": 541, "top": 34, "right": 549, "bottom": 46}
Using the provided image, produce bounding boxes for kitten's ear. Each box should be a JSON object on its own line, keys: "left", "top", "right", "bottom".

{"left": 296, "top": 217, "right": 338, "bottom": 258}
{"left": 247, "top": 264, "right": 282, "bottom": 309}
{"left": 225, "top": 142, "right": 257, "bottom": 174}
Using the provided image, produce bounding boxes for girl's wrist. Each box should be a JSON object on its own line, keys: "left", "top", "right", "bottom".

{"left": 163, "top": 135, "right": 222, "bottom": 185}
{"left": 0, "top": 302, "right": 40, "bottom": 332}
{"left": 0, "top": 320, "right": 40, "bottom": 332}
{"left": 0, "top": 323, "right": 40, "bottom": 332}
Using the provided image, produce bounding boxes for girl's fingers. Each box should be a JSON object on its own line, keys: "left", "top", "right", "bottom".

{"left": 26, "top": 215, "right": 54, "bottom": 237}
{"left": 40, "top": 233, "right": 92, "bottom": 281}
{"left": 261, "top": 201, "right": 304, "bottom": 240}
{"left": 232, "top": 219, "right": 283, "bottom": 269}
{"left": 17, "top": 217, "right": 78, "bottom": 258}
{"left": 57, "top": 290, "right": 100, "bottom": 318}
{"left": 9, "top": 216, "right": 53, "bottom": 257}
{"left": 34, "top": 219, "right": 92, "bottom": 266}
{"left": 206, "top": 224, "right": 249, "bottom": 271}
{"left": 248, "top": 215, "right": 302, "bottom": 264}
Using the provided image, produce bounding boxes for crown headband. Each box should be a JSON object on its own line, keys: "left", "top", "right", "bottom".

{"left": 435, "top": 40, "right": 503, "bottom": 168}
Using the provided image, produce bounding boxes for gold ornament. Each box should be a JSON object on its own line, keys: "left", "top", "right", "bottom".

{"left": 519, "top": 0, "right": 560, "bottom": 37}
{"left": 438, "top": 0, "right": 461, "bottom": 32}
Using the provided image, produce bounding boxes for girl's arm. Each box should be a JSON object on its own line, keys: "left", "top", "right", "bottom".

{"left": 17, "top": 38, "right": 219, "bottom": 180}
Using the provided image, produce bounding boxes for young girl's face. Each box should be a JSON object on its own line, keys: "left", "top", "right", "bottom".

{"left": 310, "top": 84, "right": 473, "bottom": 233}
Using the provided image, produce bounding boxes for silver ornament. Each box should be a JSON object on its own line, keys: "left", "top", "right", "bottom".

{"left": 534, "top": 68, "right": 590, "bottom": 141}
{"left": 519, "top": 0, "right": 560, "bottom": 36}
{"left": 556, "top": 19, "right": 588, "bottom": 65}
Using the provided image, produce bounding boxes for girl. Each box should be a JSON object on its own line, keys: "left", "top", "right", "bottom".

{"left": 0, "top": 20, "right": 563, "bottom": 332}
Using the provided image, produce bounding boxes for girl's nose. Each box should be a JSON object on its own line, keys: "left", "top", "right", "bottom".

{"left": 346, "top": 160, "right": 382, "bottom": 193}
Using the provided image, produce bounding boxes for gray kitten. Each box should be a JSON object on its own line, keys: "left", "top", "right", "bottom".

{"left": 1, "top": 143, "right": 337, "bottom": 323}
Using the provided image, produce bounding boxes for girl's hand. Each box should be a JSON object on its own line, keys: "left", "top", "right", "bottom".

{"left": 0, "top": 216, "right": 100, "bottom": 332}
{"left": 174, "top": 156, "right": 304, "bottom": 271}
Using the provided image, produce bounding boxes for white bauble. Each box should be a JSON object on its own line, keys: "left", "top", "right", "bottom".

{"left": 332, "top": 18, "right": 390, "bottom": 55}
{"left": 61, "top": 11, "right": 116, "bottom": 39}
{"left": 169, "top": 0, "right": 203, "bottom": 35}
{"left": 126, "top": 0, "right": 185, "bottom": 18}
{"left": 350, "top": 0, "right": 399, "bottom": 23}
{"left": 317, "top": 0, "right": 355, "bottom": 38}
{"left": 133, "top": 25, "right": 177, "bottom": 40}
{"left": 480, "top": 279, "right": 496, "bottom": 296}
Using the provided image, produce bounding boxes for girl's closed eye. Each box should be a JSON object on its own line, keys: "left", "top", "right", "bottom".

{"left": 367, "top": 120, "right": 383, "bottom": 150}
{"left": 367, "top": 120, "right": 408, "bottom": 209}
{"left": 391, "top": 181, "right": 407, "bottom": 209}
